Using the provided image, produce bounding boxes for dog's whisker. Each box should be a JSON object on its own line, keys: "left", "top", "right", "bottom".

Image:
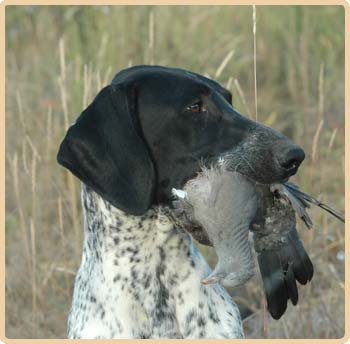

{"left": 241, "top": 155, "right": 258, "bottom": 175}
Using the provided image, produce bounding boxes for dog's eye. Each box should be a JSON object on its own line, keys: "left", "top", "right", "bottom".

{"left": 186, "top": 102, "right": 206, "bottom": 113}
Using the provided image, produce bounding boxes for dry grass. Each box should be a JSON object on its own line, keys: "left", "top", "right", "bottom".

{"left": 5, "top": 5, "right": 345, "bottom": 339}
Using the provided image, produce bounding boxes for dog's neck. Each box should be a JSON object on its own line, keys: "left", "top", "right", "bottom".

{"left": 80, "top": 184, "right": 183, "bottom": 261}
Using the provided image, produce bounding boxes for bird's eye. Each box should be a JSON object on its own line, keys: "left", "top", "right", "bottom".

{"left": 186, "top": 102, "right": 206, "bottom": 113}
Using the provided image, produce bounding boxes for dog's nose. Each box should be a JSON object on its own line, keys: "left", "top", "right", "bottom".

{"left": 277, "top": 146, "right": 305, "bottom": 171}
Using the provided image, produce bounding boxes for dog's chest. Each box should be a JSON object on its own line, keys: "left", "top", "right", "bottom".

{"left": 69, "top": 243, "right": 184, "bottom": 338}
{"left": 67, "top": 186, "right": 243, "bottom": 339}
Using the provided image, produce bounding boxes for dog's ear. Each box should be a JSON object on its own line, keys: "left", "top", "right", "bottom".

{"left": 57, "top": 83, "right": 156, "bottom": 215}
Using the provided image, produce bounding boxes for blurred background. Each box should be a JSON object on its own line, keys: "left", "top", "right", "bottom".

{"left": 5, "top": 5, "right": 345, "bottom": 339}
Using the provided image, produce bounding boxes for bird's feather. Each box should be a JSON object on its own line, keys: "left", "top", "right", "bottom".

{"left": 283, "top": 183, "right": 345, "bottom": 223}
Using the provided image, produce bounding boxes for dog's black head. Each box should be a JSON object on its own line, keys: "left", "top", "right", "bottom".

{"left": 57, "top": 65, "right": 304, "bottom": 215}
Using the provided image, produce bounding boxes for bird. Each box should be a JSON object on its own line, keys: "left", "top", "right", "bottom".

{"left": 172, "top": 165, "right": 344, "bottom": 320}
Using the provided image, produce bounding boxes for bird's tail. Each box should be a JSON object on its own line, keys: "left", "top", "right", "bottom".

{"left": 255, "top": 226, "right": 313, "bottom": 319}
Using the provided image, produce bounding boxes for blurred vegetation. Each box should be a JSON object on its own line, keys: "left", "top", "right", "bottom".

{"left": 5, "top": 5, "right": 345, "bottom": 339}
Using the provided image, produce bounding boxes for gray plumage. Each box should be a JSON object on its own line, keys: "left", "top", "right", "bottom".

{"left": 173, "top": 167, "right": 258, "bottom": 288}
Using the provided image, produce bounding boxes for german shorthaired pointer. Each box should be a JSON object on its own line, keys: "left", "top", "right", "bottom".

{"left": 57, "top": 65, "right": 305, "bottom": 338}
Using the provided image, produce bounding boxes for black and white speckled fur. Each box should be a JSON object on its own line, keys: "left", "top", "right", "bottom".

{"left": 67, "top": 184, "right": 243, "bottom": 339}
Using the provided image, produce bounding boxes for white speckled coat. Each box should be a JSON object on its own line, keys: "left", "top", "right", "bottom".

{"left": 67, "top": 184, "right": 243, "bottom": 339}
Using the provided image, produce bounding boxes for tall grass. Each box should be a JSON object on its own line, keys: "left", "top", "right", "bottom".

{"left": 252, "top": 5, "right": 258, "bottom": 122}
{"left": 5, "top": 5, "right": 345, "bottom": 338}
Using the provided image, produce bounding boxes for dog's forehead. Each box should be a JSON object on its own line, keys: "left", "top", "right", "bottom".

{"left": 112, "top": 66, "right": 212, "bottom": 92}
{"left": 138, "top": 72, "right": 204, "bottom": 89}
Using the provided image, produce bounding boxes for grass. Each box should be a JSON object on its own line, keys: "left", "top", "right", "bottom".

{"left": 5, "top": 5, "right": 345, "bottom": 339}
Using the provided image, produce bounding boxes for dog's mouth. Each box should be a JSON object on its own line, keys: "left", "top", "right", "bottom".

{"left": 211, "top": 126, "right": 305, "bottom": 185}
{"left": 203, "top": 153, "right": 297, "bottom": 187}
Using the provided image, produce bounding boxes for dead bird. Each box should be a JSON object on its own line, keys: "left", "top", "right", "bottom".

{"left": 173, "top": 167, "right": 258, "bottom": 288}
{"left": 172, "top": 165, "right": 344, "bottom": 320}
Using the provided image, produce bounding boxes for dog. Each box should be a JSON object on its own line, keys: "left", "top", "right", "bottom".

{"left": 57, "top": 65, "right": 305, "bottom": 338}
